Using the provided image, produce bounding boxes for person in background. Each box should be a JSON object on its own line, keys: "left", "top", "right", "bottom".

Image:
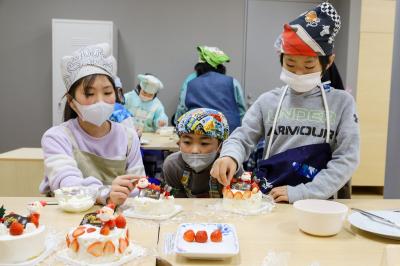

{"left": 174, "top": 46, "right": 246, "bottom": 133}
{"left": 163, "top": 108, "right": 239, "bottom": 198}
{"left": 109, "top": 76, "right": 137, "bottom": 134}
{"left": 39, "top": 43, "right": 146, "bottom": 206}
{"left": 124, "top": 74, "right": 168, "bottom": 134}
{"left": 211, "top": 2, "right": 360, "bottom": 203}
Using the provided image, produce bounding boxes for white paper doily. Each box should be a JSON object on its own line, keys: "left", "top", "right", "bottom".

{"left": 123, "top": 205, "right": 182, "bottom": 221}
{"left": 56, "top": 242, "right": 146, "bottom": 266}
{"left": 0, "top": 231, "right": 62, "bottom": 266}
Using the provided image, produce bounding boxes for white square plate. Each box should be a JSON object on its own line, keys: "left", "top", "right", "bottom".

{"left": 174, "top": 223, "right": 239, "bottom": 259}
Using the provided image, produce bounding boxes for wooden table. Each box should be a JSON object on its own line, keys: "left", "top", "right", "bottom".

{"left": 2, "top": 198, "right": 399, "bottom": 265}
{"left": 157, "top": 199, "right": 400, "bottom": 266}
{"left": 0, "top": 197, "right": 157, "bottom": 265}
{"left": 141, "top": 132, "right": 179, "bottom": 152}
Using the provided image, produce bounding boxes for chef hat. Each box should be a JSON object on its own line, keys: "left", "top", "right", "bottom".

{"left": 61, "top": 43, "right": 117, "bottom": 91}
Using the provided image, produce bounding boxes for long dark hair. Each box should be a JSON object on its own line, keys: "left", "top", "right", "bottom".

{"left": 194, "top": 62, "right": 226, "bottom": 77}
{"left": 63, "top": 74, "right": 119, "bottom": 121}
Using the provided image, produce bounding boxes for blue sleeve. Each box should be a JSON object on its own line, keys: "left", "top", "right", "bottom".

{"left": 233, "top": 79, "right": 247, "bottom": 120}
{"left": 154, "top": 100, "right": 169, "bottom": 129}
{"left": 174, "top": 73, "right": 196, "bottom": 124}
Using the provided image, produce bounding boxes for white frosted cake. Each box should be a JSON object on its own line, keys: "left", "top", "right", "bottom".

{"left": 0, "top": 201, "right": 47, "bottom": 263}
{"left": 131, "top": 177, "right": 175, "bottom": 215}
{"left": 65, "top": 204, "right": 130, "bottom": 263}
{"left": 222, "top": 172, "right": 263, "bottom": 212}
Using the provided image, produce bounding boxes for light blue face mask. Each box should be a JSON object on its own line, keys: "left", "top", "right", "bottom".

{"left": 181, "top": 151, "right": 218, "bottom": 173}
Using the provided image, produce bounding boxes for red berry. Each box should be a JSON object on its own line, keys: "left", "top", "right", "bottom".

{"left": 183, "top": 229, "right": 195, "bottom": 242}
{"left": 195, "top": 230, "right": 208, "bottom": 243}
{"left": 9, "top": 221, "right": 24, "bottom": 235}
{"left": 86, "top": 227, "right": 96, "bottom": 233}
{"left": 100, "top": 225, "right": 110, "bottom": 235}
{"left": 115, "top": 215, "right": 127, "bottom": 228}
{"left": 210, "top": 229, "right": 222, "bottom": 242}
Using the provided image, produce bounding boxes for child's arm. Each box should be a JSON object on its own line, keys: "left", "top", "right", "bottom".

{"left": 153, "top": 101, "right": 169, "bottom": 129}
{"left": 287, "top": 95, "right": 360, "bottom": 203}
{"left": 233, "top": 79, "right": 247, "bottom": 120}
{"left": 212, "top": 97, "right": 265, "bottom": 186}
{"left": 40, "top": 128, "right": 103, "bottom": 194}
{"left": 106, "top": 128, "right": 146, "bottom": 205}
{"left": 220, "top": 96, "right": 266, "bottom": 166}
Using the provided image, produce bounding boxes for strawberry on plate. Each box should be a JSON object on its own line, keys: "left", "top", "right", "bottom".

{"left": 183, "top": 229, "right": 195, "bottom": 242}
{"left": 195, "top": 230, "right": 208, "bottom": 243}
{"left": 210, "top": 229, "right": 223, "bottom": 242}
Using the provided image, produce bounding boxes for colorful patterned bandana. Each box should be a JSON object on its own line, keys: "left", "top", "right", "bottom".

{"left": 176, "top": 108, "right": 229, "bottom": 141}
{"left": 278, "top": 2, "right": 341, "bottom": 56}
{"left": 197, "top": 46, "right": 230, "bottom": 68}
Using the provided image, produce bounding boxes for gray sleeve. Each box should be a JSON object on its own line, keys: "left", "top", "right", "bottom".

{"left": 161, "top": 153, "right": 187, "bottom": 198}
{"left": 220, "top": 96, "right": 265, "bottom": 165}
{"left": 287, "top": 95, "right": 360, "bottom": 203}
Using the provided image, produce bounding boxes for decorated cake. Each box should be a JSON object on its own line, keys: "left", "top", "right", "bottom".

{"left": 222, "top": 172, "right": 263, "bottom": 212}
{"left": 0, "top": 201, "right": 47, "bottom": 263}
{"left": 131, "top": 177, "right": 175, "bottom": 215}
{"left": 65, "top": 203, "right": 130, "bottom": 263}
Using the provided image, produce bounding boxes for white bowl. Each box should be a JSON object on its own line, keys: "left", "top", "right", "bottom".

{"left": 54, "top": 186, "right": 97, "bottom": 213}
{"left": 293, "top": 199, "right": 348, "bottom": 236}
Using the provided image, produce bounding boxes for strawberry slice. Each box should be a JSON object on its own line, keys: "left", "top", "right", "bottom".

{"left": 225, "top": 190, "right": 234, "bottom": 199}
{"left": 210, "top": 229, "right": 222, "bottom": 242}
{"left": 243, "top": 190, "right": 252, "bottom": 199}
{"left": 103, "top": 240, "right": 115, "bottom": 255}
{"left": 72, "top": 228, "right": 85, "bottom": 238}
{"left": 86, "top": 227, "right": 96, "bottom": 233}
{"left": 66, "top": 234, "right": 71, "bottom": 248}
{"left": 118, "top": 238, "right": 128, "bottom": 254}
{"left": 233, "top": 191, "right": 243, "bottom": 200}
{"left": 71, "top": 239, "right": 79, "bottom": 252}
{"left": 183, "top": 229, "right": 195, "bottom": 242}
{"left": 126, "top": 229, "right": 130, "bottom": 240}
{"left": 87, "top": 242, "right": 104, "bottom": 257}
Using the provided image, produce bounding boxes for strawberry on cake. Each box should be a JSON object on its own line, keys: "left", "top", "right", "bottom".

{"left": 0, "top": 201, "right": 47, "bottom": 263}
{"left": 65, "top": 203, "right": 130, "bottom": 263}
{"left": 222, "top": 172, "right": 263, "bottom": 212}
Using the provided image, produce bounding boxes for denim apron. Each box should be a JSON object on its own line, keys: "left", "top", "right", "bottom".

{"left": 254, "top": 85, "right": 332, "bottom": 194}
{"left": 62, "top": 123, "right": 133, "bottom": 185}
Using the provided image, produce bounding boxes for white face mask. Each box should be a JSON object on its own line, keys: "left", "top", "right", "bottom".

{"left": 280, "top": 67, "right": 321, "bottom": 93}
{"left": 139, "top": 94, "right": 153, "bottom": 102}
{"left": 182, "top": 151, "right": 218, "bottom": 173}
{"left": 73, "top": 99, "right": 114, "bottom": 127}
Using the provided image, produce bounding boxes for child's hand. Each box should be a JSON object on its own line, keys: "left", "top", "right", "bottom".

{"left": 110, "top": 175, "right": 141, "bottom": 206}
{"left": 269, "top": 186, "right": 288, "bottom": 203}
{"left": 210, "top": 156, "right": 237, "bottom": 186}
{"left": 158, "top": 120, "right": 166, "bottom": 127}
{"left": 136, "top": 128, "right": 143, "bottom": 138}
